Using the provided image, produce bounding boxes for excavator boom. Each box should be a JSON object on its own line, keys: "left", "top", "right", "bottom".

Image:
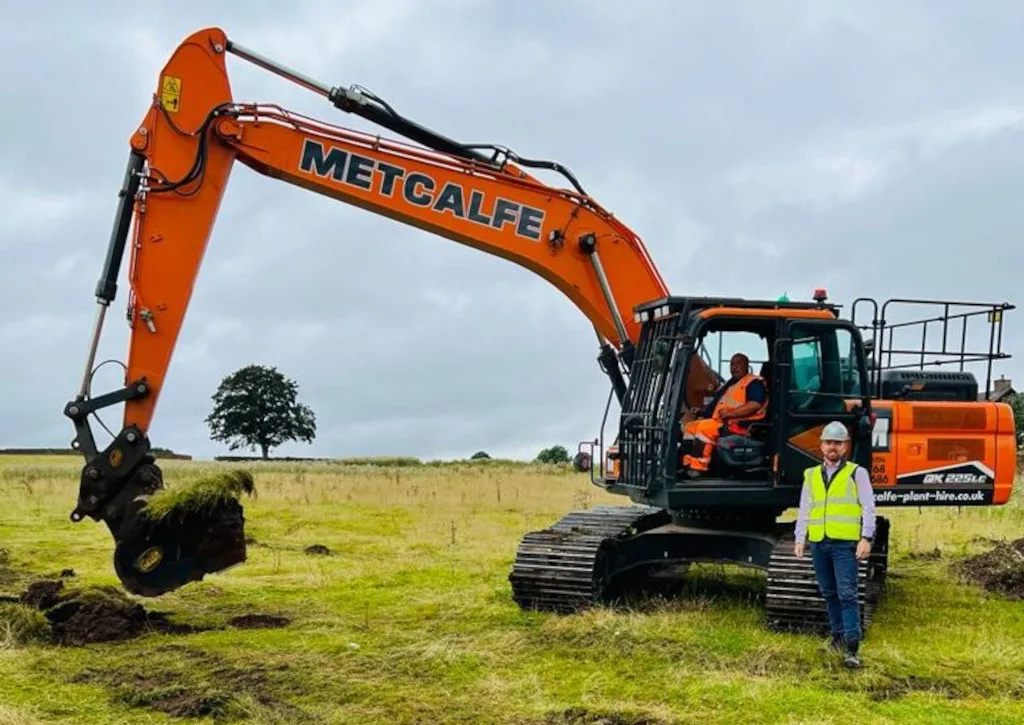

{"left": 94, "top": 27, "right": 671, "bottom": 436}
{"left": 63, "top": 27, "right": 684, "bottom": 596}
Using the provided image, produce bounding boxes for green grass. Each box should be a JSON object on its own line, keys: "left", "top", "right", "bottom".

{"left": 1, "top": 455, "right": 1023, "bottom": 724}
{"left": 139, "top": 469, "right": 255, "bottom": 520}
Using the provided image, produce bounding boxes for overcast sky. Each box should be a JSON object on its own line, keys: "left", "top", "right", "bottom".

{"left": 2, "top": 1, "right": 1022, "bottom": 461}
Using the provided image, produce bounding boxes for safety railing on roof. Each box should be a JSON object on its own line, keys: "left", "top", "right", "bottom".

{"left": 850, "top": 297, "right": 1014, "bottom": 400}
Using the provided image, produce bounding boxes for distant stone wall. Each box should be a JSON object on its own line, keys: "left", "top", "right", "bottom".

{"left": 0, "top": 448, "right": 192, "bottom": 460}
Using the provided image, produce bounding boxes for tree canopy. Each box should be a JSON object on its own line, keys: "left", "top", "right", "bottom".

{"left": 1007, "top": 392, "right": 1024, "bottom": 449}
{"left": 535, "top": 445, "right": 570, "bottom": 464}
{"left": 205, "top": 364, "right": 317, "bottom": 459}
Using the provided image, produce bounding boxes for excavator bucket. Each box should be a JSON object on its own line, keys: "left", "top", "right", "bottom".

{"left": 97, "top": 461, "right": 252, "bottom": 597}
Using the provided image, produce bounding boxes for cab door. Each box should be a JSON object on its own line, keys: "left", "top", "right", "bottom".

{"left": 774, "top": 319, "right": 872, "bottom": 487}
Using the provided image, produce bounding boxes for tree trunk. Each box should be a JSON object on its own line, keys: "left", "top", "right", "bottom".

{"left": 260, "top": 443, "right": 269, "bottom": 459}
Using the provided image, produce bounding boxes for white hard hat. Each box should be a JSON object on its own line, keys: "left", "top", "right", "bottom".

{"left": 821, "top": 421, "right": 850, "bottom": 442}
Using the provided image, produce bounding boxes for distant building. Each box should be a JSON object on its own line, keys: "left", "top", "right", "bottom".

{"left": 980, "top": 375, "right": 1017, "bottom": 402}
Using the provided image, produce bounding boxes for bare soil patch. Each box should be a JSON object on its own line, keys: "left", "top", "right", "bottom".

{"left": 228, "top": 613, "right": 291, "bottom": 629}
{"left": 71, "top": 644, "right": 315, "bottom": 721}
{"left": 955, "top": 537, "right": 1024, "bottom": 599}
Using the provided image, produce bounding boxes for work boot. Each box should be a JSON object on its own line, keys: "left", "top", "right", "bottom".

{"left": 682, "top": 455, "right": 709, "bottom": 477}
{"left": 843, "top": 643, "right": 862, "bottom": 669}
{"left": 826, "top": 633, "right": 844, "bottom": 654}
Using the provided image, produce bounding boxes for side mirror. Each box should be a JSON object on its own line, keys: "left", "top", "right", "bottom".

{"left": 572, "top": 451, "right": 592, "bottom": 473}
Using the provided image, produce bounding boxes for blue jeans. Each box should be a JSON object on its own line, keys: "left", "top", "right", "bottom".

{"left": 810, "top": 538, "right": 861, "bottom": 649}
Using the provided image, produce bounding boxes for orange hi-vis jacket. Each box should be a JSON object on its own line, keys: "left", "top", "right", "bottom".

{"left": 711, "top": 373, "right": 767, "bottom": 433}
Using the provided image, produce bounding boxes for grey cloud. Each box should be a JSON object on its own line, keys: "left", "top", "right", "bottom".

{"left": 1, "top": 1, "right": 1021, "bottom": 461}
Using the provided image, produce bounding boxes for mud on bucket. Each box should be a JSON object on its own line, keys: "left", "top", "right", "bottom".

{"left": 111, "top": 470, "right": 254, "bottom": 597}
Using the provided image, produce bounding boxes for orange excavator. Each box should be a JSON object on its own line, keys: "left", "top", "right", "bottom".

{"left": 65, "top": 27, "right": 1017, "bottom": 631}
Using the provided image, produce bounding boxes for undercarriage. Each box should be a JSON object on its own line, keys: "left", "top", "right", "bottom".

{"left": 509, "top": 505, "right": 891, "bottom": 634}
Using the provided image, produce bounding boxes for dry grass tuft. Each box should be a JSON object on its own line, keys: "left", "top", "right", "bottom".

{"left": 140, "top": 469, "right": 256, "bottom": 520}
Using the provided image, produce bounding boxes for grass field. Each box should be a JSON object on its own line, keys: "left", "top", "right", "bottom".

{"left": 1, "top": 454, "right": 1023, "bottom": 724}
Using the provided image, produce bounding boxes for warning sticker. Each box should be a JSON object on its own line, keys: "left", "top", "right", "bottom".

{"left": 160, "top": 75, "right": 182, "bottom": 113}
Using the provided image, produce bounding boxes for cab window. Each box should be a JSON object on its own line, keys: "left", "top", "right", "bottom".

{"left": 789, "top": 324, "right": 863, "bottom": 413}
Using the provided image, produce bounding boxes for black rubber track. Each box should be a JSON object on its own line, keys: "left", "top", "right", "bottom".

{"left": 509, "top": 505, "right": 669, "bottom": 613}
{"left": 764, "top": 517, "right": 890, "bottom": 634}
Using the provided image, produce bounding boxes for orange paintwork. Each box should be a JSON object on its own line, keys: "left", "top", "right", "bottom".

{"left": 122, "top": 28, "right": 237, "bottom": 435}
{"left": 119, "top": 27, "right": 668, "bottom": 433}
{"left": 869, "top": 400, "right": 1017, "bottom": 505}
{"left": 698, "top": 307, "right": 837, "bottom": 320}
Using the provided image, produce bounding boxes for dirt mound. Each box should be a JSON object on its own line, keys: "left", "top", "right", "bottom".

{"left": 44, "top": 585, "right": 151, "bottom": 645}
{"left": 955, "top": 538, "right": 1024, "bottom": 598}
{"left": 304, "top": 544, "right": 331, "bottom": 556}
{"left": 20, "top": 579, "right": 65, "bottom": 610}
{"left": 228, "top": 614, "right": 291, "bottom": 629}
{"left": 14, "top": 580, "right": 210, "bottom": 645}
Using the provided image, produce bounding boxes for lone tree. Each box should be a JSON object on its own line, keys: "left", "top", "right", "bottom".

{"left": 206, "top": 364, "right": 317, "bottom": 459}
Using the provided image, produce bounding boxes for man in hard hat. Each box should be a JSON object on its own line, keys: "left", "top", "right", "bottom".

{"left": 681, "top": 352, "right": 767, "bottom": 474}
{"left": 793, "top": 420, "right": 876, "bottom": 668}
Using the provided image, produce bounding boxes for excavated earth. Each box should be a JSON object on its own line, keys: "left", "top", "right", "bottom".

{"left": 955, "top": 537, "right": 1024, "bottom": 599}
{"left": 6, "top": 578, "right": 206, "bottom": 646}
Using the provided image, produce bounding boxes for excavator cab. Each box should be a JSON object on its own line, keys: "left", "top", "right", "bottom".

{"left": 588, "top": 293, "right": 875, "bottom": 512}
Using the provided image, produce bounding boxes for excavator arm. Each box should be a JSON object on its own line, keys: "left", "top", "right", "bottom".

{"left": 62, "top": 27, "right": 693, "bottom": 596}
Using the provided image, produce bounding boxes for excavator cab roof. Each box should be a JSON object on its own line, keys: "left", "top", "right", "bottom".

{"left": 633, "top": 295, "right": 841, "bottom": 325}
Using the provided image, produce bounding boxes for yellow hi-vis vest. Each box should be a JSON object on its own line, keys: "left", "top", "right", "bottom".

{"left": 806, "top": 461, "right": 863, "bottom": 542}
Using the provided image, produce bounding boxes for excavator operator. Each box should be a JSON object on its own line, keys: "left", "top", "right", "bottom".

{"left": 682, "top": 353, "right": 768, "bottom": 473}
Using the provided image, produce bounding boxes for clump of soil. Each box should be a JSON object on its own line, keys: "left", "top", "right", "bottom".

{"left": 955, "top": 537, "right": 1024, "bottom": 599}
{"left": 228, "top": 614, "right": 291, "bottom": 629}
{"left": 304, "top": 544, "right": 331, "bottom": 556}
{"left": 20, "top": 579, "right": 65, "bottom": 610}
{"left": 14, "top": 580, "right": 211, "bottom": 646}
{"left": 45, "top": 585, "right": 152, "bottom": 645}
